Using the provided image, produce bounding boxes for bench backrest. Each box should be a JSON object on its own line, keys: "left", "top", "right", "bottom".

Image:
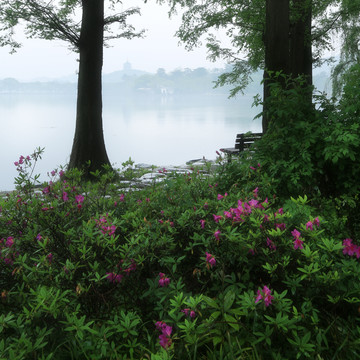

{"left": 235, "top": 133, "right": 263, "bottom": 151}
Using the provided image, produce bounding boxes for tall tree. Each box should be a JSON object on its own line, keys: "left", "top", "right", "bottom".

{"left": 161, "top": 0, "right": 359, "bottom": 131}
{"left": 263, "top": 0, "right": 290, "bottom": 132}
{"left": 0, "top": 0, "right": 144, "bottom": 176}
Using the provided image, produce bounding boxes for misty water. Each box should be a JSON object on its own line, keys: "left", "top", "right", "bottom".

{"left": 0, "top": 92, "right": 261, "bottom": 191}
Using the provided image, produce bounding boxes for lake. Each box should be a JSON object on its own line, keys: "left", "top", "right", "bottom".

{"left": 0, "top": 92, "right": 261, "bottom": 190}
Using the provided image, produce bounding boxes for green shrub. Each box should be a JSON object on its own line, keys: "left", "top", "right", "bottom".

{"left": 252, "top": 71, "right": 360, "bottom": 199}
{"left": 1, "top": 148, "right": 360, "bottom": 359}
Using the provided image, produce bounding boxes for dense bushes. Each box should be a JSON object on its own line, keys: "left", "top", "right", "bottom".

{"left": 253, "top": 68, "right": 360, "bottom": 199}
{"left": 1, "top": 148, "right": 360, "bottom": 359}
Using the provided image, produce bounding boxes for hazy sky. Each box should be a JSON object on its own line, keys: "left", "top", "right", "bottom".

{"left": 0, "top": 1, "right": 227, "bottom": 81}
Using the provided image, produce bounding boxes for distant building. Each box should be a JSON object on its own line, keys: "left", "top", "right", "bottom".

{"left": 123, "top": 61, "right": 132, "bottom": 73}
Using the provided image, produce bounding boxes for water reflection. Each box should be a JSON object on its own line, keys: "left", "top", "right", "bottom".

{"left": 0, "top": 93, "right": 261, "bottom": 190}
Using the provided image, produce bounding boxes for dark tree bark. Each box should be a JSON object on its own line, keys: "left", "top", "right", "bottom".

{"left": 290, "top": 0, "right": 313, "bottom": 85}
{"left": 263, "top": 0, "right": 290, "bottom": 133}
{"left": 68, "top": 0, "right": 111, "bottom": 176}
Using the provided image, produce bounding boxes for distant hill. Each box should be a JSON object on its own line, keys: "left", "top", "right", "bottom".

{"left": 102, "top": 62, "right": 148, "bottom": 83}
{"left": 0, "top": 60, "right": 334, "bottom": 96}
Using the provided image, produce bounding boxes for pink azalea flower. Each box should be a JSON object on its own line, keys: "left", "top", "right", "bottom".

{"left": 275, "top": 223, "right": 286, "bottom": 231}
{"left": 253, "top": 187, "right": 259, "bottom": 198}
{"left": 255, "top": 290, "right": 263, "bottom": 304}
{"left": 313, "top": 217, "right": 320, "bottom": 227}
{"left": 266, "top": 237, "right": 276, "bottom": 251}
{"left": 180, "top": 308, "right": 196, "bottom": 318}
{"left": 159, "top": 333, "right": 172, "bottom": 349}
{"left": 293, "top": 238, "right": 304, "bottom": 250}
{"left": 158, "top": 272, "right": 170, "bottom": 287}
{"left": 75, "top": 194, "right": 84, "bottom": 204}
{"left": 291, "top": 228, "right": 304, "bottom": 250}
{"left": 343, "top": 238, "right": 358, "bottom": 256}
{"left": 255, "top": 285, "right": 274, "bottom": 307}
{"left": 62, "top": 191, "right": 69, "bottom": 202}
{"left": 205, "top": 252, "right": 216, "bottom": 267}
{"left": 200, "top": 219, "right": 205, "bottom": 229}
{"left": 291, "top": 229, "right": 301, "bottom": 239}
{"left": 155, "top": 322, "right": 172, "bottom": 350}
{"left": 106, "top": 272, "right": 123, "bottom": 283}
{"left": 214, "top": 230, "right": 221, "bottom": 241}
{"left": 5, "top": 237, "right": 14, "bottom": 248}
{"left": 213, "top": 214, "right": 222, "bottom": 223}
{"left": 217, "top": 194, "right": 224, "bottom": 200}
{"left": 155, "top": 321, "right": 167, "bottom": 331}
{"left": 306, "top": 221, "right": 313, "bottom": 230}
{"left": 248, "top": 199, "right": 259, "bottom": 208}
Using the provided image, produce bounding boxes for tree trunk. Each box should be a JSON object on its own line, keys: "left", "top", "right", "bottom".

{"left": 290, "top": 0, "right": 313, "bottom": 85}
{"left": 68, "top": 0, "right": 111, "bottom": 176}
{"left": 262, "top": 0, "right": 290, "bottom": 133}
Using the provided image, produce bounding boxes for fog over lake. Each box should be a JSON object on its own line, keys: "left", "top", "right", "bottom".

{"left": 1, "top": 91, "right": 261, "bottom": 190}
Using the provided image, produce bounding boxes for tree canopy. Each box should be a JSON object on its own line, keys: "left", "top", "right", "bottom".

{"left": 160, "top": 0, "right": 360, "bottom": 97}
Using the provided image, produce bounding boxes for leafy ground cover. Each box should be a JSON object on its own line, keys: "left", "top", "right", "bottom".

{"left": 1, "top": 144, "right": 360, "bottom": 359}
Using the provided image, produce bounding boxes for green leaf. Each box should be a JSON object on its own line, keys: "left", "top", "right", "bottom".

{"left": 224, "top": 313, "right": 239, "bottom": 331}
{"left": 223, "top": 291, "right": 235, "bottom": 312}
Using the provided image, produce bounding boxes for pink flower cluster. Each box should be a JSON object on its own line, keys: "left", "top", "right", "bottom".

{"left": 305, "top": 217, "right": 320, "bottom": 230}
{"left": 181, "top": 308, "right": 196, "bottom": 318}
{"left": 95, "top": 214, "right": 116, "bottom": 237}
{"left": 75, "top": 194, "right": 84, "bottom": 210}
{"left": 292, "top": 229, "right": 304, "bottom": 250}
{"left": 155, "top": 321, "right": 172, "bottom": 349}
{"left": 205, "top": 252, "right": 216, "bottom": 267}
{"left": 106, "top": 260, "right": 136, "bottom": 284}
{"left": 255, "top": 285, "right": 274, "bottom": 307}
{"left": 0, "top": 237, "right": 17, "bottom": 266}
{"left": 223, "top": 198, "right": 267, "bottom": 223}
{"left": 217, "top": 193, "right": 228, "bottom": 200}
{"left": 343, "top": 238, "right": 360, "bottom": 258}
{"left": 266, "top": 237, "right": 276, "bottom": 251}
{"left": 14, "top": 155, "right": 31, "bottom": 172}
{"left": 158, "top": 272, "right": 170, "bottom": 287}
{"left": 5, "top": 237, "right": 14, "bottom": 248}
{"left": 14, "top": 155, "right": 30, "bottom": 167}
{"left": 106, "top": 272, "right": 123, "bottom": 283}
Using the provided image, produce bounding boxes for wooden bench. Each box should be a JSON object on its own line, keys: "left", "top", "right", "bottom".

{"left": 220, "top": 132, "right": 263, "bottom": 158}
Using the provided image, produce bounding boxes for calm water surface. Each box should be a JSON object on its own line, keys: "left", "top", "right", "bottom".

{"left": 0, "top": 92, "right": 261, "bottom": 190}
